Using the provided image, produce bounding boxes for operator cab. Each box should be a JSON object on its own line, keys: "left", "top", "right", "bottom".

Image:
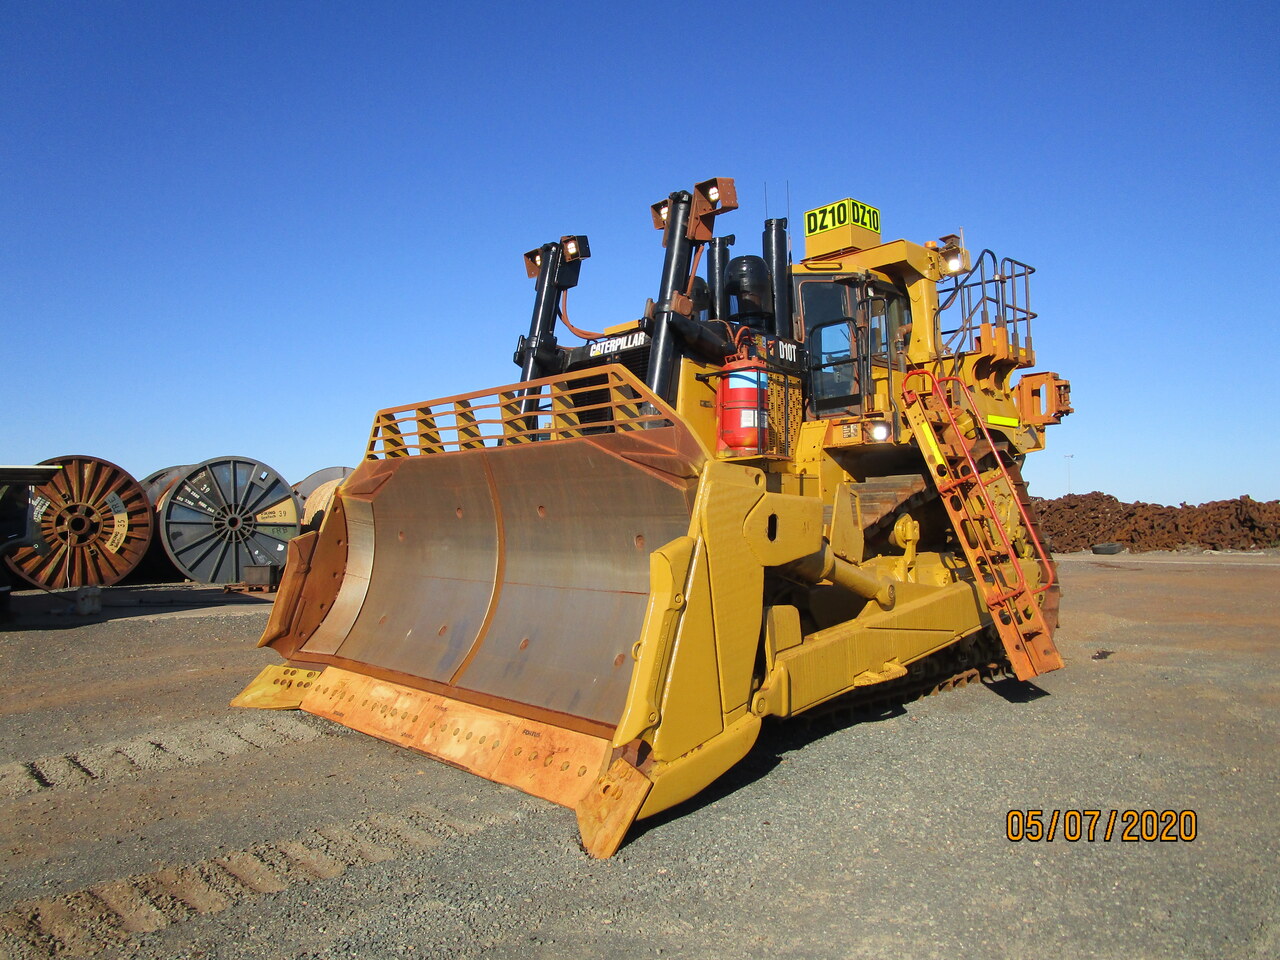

{"left": 797, "top": 276, "right": 911, "bottom": 418}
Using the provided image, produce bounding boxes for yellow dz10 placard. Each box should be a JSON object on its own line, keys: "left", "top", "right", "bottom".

{"left": 803, "top": 197, "right": 881, "bottom": 237}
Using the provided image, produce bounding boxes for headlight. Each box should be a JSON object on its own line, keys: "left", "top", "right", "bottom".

{"left": 868, "top": 421, "right": 891, "bottom": 441}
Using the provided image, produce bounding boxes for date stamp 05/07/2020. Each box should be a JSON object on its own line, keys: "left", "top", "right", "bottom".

{"left": 1005, "top": 809, "right": 1198, "bottom": 843}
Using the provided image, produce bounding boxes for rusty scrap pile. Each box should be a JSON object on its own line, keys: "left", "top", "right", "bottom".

{"left": 1032, "top": 492, "right": 1280, "bottom": 553}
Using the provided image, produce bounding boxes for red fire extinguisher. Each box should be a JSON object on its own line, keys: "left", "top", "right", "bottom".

{"left": 716, "top": 357, "right": 770, "bottom": 456}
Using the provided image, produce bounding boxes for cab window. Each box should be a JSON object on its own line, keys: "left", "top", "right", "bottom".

{"left": 809, "top": 320, "right": 858, "bottom": 411}
{"left": 799, "top": 281, "right": 851, "bottom": 337}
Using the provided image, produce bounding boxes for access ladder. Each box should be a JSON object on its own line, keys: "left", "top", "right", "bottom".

{"left": 901, "top": 371, "right": 1063, "bottom": 681}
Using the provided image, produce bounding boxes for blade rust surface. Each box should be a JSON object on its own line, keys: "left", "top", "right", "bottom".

{"left": 281, "top": 428, "right": 701, "bottom": 729}
{"left": 302, "top": 667, "right": 613, "bottom": 808}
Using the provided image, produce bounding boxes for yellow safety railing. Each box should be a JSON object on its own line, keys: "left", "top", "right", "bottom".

{"left": 364, "top": 365, "right": 672, "bottom": 459}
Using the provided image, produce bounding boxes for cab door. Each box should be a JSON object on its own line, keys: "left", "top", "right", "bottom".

{"left": 857, "top": 282, "right": 909, "bottom": 416}
{"left": 798, "top": 277, "right": 910, "bottom": 419}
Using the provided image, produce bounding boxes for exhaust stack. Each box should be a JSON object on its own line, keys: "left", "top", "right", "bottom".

{"left": 763, "top": 218, "right": 791, "bottom": 339}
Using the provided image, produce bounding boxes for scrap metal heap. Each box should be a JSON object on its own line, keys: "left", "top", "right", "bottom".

{"left": 236, "top": 178, "right": 1073, "bottom": 856}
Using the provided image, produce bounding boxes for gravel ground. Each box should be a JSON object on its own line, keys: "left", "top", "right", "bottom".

{"left": 1, "top": 555, "right": 1276, "bottom": 960}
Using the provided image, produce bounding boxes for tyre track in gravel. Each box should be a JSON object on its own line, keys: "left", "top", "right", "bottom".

{"left": 1, "top": 596, "right": 565, "bottom": 960}
{"left": 0, "top": 798, "right": 532, "bottom": 958}
{"left": 0, "top": 695, "right": 543, "bottom": 958}
{"left": 0, "top": 717, "right": 518, "bottom": 897}
{"left": 0, "top": 713, "right": 330, "bottom": 801}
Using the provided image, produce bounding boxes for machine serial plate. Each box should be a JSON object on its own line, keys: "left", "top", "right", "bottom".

{"left": 804, "top": 197, "right": 881, "bottom": 236}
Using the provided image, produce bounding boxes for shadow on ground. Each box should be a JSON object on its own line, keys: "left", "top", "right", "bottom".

{"left": 0, "top": 583, "right": 273, "bottom": 630}
{"left": 629, "top": 677, "right": 1050, "bottom": 848}
{"left": 980, "top": 678, "right": 1049, "bottom": 703}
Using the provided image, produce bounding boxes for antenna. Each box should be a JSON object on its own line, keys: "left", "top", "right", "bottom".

{"left": 763, "top": 182, "right": 769, "bottom": 218}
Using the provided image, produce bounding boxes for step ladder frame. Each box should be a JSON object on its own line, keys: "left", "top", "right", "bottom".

{"left": 902, "top": 368, "right": 1063, "bottom": 680}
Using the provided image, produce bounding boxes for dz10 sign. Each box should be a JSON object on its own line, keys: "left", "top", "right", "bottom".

{"left": 803, "top": 198, "right": 881, "bottom": 237}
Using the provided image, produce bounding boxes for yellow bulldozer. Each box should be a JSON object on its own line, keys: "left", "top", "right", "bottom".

{"left": 235, "top": 178, "right": 1072, "bottom": 857}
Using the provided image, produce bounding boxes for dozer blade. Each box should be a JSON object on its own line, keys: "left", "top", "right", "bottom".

{"left": 287, "top": 435, "right": 699, "bottom": 724}
{"left": 247, "top": 370, "right": 708, "bottom": 855}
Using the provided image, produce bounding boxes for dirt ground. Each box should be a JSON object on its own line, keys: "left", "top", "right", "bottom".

{"left": 1, "top": 557, "right": 1277, "bottom": 960}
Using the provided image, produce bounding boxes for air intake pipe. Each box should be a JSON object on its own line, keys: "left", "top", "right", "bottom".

{"left": 707, "top": 235, "right": 734, "bottom": 322}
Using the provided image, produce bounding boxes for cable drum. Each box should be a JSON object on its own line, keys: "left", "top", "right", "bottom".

{"left": 140, "top": 464, "right": 192, "bottom": 509}
{"left": 291, "top": 466, "right": 354, "bottom": 503}
{"left": 126, "top": 464, "right": 196, "bottom": 584}
{"left": 301, "top": 477, "right": 346, "bottom": 533}
{"left": 156, "top": 456, "right": 300, "bottom": 584}
{"left": 294, "top": 467, "right": 355, "bottom": 532}
{"left": 5, "top": 455, "right": 154, "bottom": 588}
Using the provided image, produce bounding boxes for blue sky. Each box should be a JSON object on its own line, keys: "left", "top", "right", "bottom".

{"left": 4, "top": 1, "right": 1277, "bottom": 506}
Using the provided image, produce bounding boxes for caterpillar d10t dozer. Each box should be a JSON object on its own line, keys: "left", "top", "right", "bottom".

{"left": 235, "top": 178, "right": 1072, "bottom": 857}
